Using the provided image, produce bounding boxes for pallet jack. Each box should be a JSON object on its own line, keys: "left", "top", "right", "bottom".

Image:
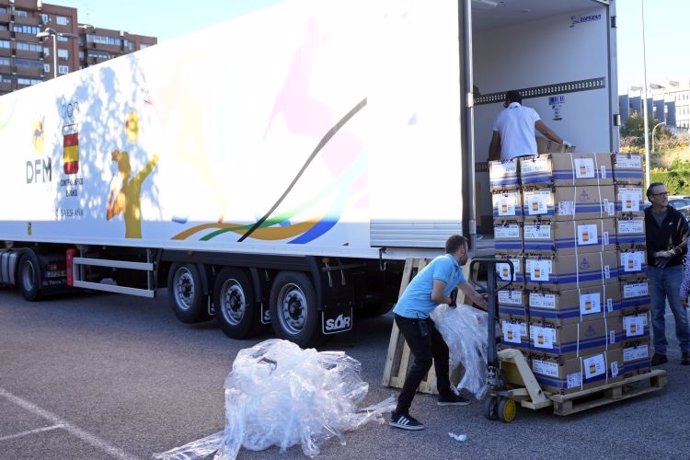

{"left": 469, "top": 258, "right": 550, "bottom": 423}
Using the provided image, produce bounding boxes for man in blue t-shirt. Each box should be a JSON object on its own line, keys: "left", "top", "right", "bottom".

{"left": 389, "top": 234, "right": 488, "bottom": 431}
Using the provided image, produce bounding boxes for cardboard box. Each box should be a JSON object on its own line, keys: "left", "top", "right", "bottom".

{"left": 622, "top": 311, "right": 650, "bottom": 339}
{"left": 619, "top": 278, "right": 651, "bottom": 315}
{"left": 495, "top": 252, "right": 525, "bottom": 290}
{"left": 616, "top": 217, "right": 646, "bottom": 250}
{"left": 528, "top": 316, "right": 623, "bottom": 357}
{"left": 524, "top": 251, "right": 617, "bottom": 290}
{"left": 489, "top": 159, "right": 520, "bottom": 191}
{"left": 498, "top": 289, "right": 528, "bottom": 318}
{"left": 531, "top": 348, "right": 624, "bottom": 395}
{"left": 615, "top": 185, "right": 645, "bottom": 218}
{"left": 522, "top": 185, "right": 616, "bottom": 222}
{"left": 622, "top": 339, "right": 651, "bottom": 376}
{"left": 522, "top": 218, "right": 616, "bottom": 255}
{"left": 612, "top": 153, "right": 644, "bottom": 185}
{"left": 536, "top": 137, "right": 572, "bottom": 154}
{"left": 526, "top": 282, "right": 621, "bottom": 324}
{"left": 492, "top": 190, "right": 523, "bottom": 221}
{"left": 499, "top": 316, "right": 530, "bottom": 352}
{"left": 494, "top": 220, "right": 523, "bottom": 252}
{"left": 619, "top": 249, "right": 647, "bottom": 277}
{"left": 520, "top": 152, "right": 613, "bottom": 188}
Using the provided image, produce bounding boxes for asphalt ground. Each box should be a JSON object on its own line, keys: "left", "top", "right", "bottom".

{"left": 2, "top": 288, "right": 690, "bottom": 460}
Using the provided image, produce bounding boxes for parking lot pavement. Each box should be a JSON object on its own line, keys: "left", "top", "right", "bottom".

{"left": 2, "top": 289, "right": 690, "bottom": 459}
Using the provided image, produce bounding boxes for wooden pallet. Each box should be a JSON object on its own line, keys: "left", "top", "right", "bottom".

{"left": 548, "top": 369, "right": 667, "bottom": 416}
{"left": 381, "top": 258, "right": 439, "bottom": 394}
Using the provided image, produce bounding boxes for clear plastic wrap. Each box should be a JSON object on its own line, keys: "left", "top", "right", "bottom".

{"left": 153, "top": 339, "right": 395, "bottom": 460}
{"left": 431, "top": 304, "right": 489, "bottom": 399}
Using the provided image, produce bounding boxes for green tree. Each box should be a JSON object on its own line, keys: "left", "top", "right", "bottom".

{"left": 620, "top": 113, "right": 670, "bottom": 149}
{"left": 651, "top": 158, "right": 690, "bottom": 195}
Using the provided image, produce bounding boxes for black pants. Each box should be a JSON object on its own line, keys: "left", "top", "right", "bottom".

{"left": 394, "top": 314, "right": 452, "bottom": 414}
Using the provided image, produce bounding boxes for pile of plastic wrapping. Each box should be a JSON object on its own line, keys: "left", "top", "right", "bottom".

{"left": 431, "top": 304, "right": 490, "bottom": 400}
{"left": 153, "top": 339, "right": 395, "bottom": 460}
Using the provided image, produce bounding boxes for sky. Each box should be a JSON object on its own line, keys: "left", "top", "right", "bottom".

{"left": 55, "top": 0, "right": 688, "bottom": 95}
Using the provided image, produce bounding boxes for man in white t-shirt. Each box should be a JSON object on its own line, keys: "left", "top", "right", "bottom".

{"left": 488, "top": 90, "right": 570, "bottom": 161}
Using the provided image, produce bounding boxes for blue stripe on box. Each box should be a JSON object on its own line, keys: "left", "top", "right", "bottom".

{"left": 521, "top": 168, "right": 614, "bottom": 184}
{"left": 533, "top": 337, "right": 608, "bottom": 354}
{"left": 527, "top": 269, "right": 615, "bottom": 284}
{"left": 495, "top": 242, "right": 523, "bottom": 251}
{"left": 529, "top": 307, "right": 580, "bottom": 320}
{"left": 534, "top": 371, "right": 609, "bottom": 389}
{"left": 620, "top": 298, "right": 651, "bottom": 308}
{"left": 524, "top": 238, "right": 608, "bottom": 251}
{"left": 499, "top": 306, "right": 526, "bottom": 316}
{"left": 614, "top": 171, "right": 644, "bottom": 178}
{"left": 624, "top": 360, "right": 651, "bottom": 373}
{"left": 617, "top": 235, "right": 645, "bottom": 244}
{"left": 491, "top": 178, "right": 520, "bottom": 188}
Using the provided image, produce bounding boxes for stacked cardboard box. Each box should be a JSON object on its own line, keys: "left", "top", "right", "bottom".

{"left": 612, "top": 153, "right": 651, "bottom": 376}
{"left": 489, "top": 152, "right": 650, "bottom": 395}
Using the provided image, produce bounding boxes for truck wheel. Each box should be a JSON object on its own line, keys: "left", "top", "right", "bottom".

{"left": 269, "top": 271, "right": 322, "bottom": 348}
{"left": 214, "top": 268, "right": 264, "bottom": 339}
{"left": 18, "top": 252, "right": 41, "bottom": 301}
{"left": 168, "top": 263, "right": 208, "bottom": 323}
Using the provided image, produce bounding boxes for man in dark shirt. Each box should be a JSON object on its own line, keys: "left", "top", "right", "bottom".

{"left": 644, "top": 182, "right": 690, "bottom": 366}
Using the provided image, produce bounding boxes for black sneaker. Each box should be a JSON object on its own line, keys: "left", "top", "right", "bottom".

{"left": 438, "top": 393, "right": 471, "bottom": 406}
{"left": 389, "top": 412, "right": 425, "bottom": 431}
{"left": 651, "top": 353, "right": 668, "bottom": 366}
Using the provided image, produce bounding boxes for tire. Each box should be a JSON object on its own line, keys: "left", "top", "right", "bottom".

{"left": 483, "top": 396, "right": 499, "bottom": 421}
{"left": 498, "top": 398, "right": 517, "bottom": 423}
{"left": 214, "top": 268, "right": 265, "bottom": 339}
{"left": 18, "top": 252, "right": 41, "bottom": 301}
{"left": 167, "top": 263, "right": 209, "bottom": 323}
{"left": 269, "top": 271, "right": 323, "bottom": 348}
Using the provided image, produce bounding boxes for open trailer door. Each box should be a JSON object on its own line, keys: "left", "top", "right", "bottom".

{"left": 466, "top": 0, "right": 618, "bottom": 236}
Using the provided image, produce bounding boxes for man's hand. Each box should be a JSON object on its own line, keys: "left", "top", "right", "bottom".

{"left": 655, "top": 250, "right": 675, "bottom": 259}
{"left": 682, "top": 297, "right": 689, "bottom": 308}
{"left": 473, "top": 292, "right": 488, "bottom": 311}
{"left": 448, "top": 288, "right": 458, "bottom": 308}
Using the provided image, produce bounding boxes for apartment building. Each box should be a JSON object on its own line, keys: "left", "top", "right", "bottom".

{"left": 0, "top": 0, "right": 156, "bottom": 95}
{"left": 619, "top": 81, "right": 690, "bottom": 132}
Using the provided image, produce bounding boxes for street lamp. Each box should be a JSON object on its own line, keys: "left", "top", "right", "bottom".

{"left": 36, "top": 27, "right": 78, "bottom": 79}
{"left": 651, "top": 121, "right": 666, "bottom": 155}
{"left": 641, "top": 0, "right": 651, "bottom": 187}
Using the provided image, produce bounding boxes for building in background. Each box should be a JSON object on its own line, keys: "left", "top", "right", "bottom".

{"left": 619, "top": 81, "right": 690, "bottom": 133}
{"left": 0, "top": 0, "right": 156, "bottom": 95}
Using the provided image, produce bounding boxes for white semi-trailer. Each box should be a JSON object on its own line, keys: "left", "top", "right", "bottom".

{"left": 0, "top": 0, "right": 618, "bottom": 346}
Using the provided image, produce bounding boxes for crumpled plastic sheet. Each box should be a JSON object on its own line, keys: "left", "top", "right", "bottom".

{"left": 152, "top": 339, "right": 395, "bottom": 460}
{"left": 431, "top": 304, "right": 489, "bottom": 400}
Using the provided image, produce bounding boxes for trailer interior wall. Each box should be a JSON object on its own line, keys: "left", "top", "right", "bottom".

{"left": 471, "top": 1, "right": 614, "bottom": 232}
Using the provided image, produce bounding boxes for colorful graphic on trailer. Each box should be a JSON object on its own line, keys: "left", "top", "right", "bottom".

{"left": 0, "top": 0, "right": 369, "bottom": 251}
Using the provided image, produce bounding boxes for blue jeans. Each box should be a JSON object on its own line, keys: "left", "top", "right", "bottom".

{"left": 648, "top": 265, "right": 690, "bottom": 354}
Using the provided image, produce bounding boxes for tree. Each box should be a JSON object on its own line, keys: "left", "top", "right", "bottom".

{"left": 619, "top": 113, "right": 670, "bottom": 149}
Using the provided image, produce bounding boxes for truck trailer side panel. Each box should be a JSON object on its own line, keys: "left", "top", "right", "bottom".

{"left": 0, "top": 0, "right": 467, "bottom": 261}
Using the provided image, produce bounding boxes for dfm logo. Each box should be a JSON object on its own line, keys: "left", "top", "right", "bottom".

{"left": 26, "top": 101, "right": 80, "bottom": 184}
